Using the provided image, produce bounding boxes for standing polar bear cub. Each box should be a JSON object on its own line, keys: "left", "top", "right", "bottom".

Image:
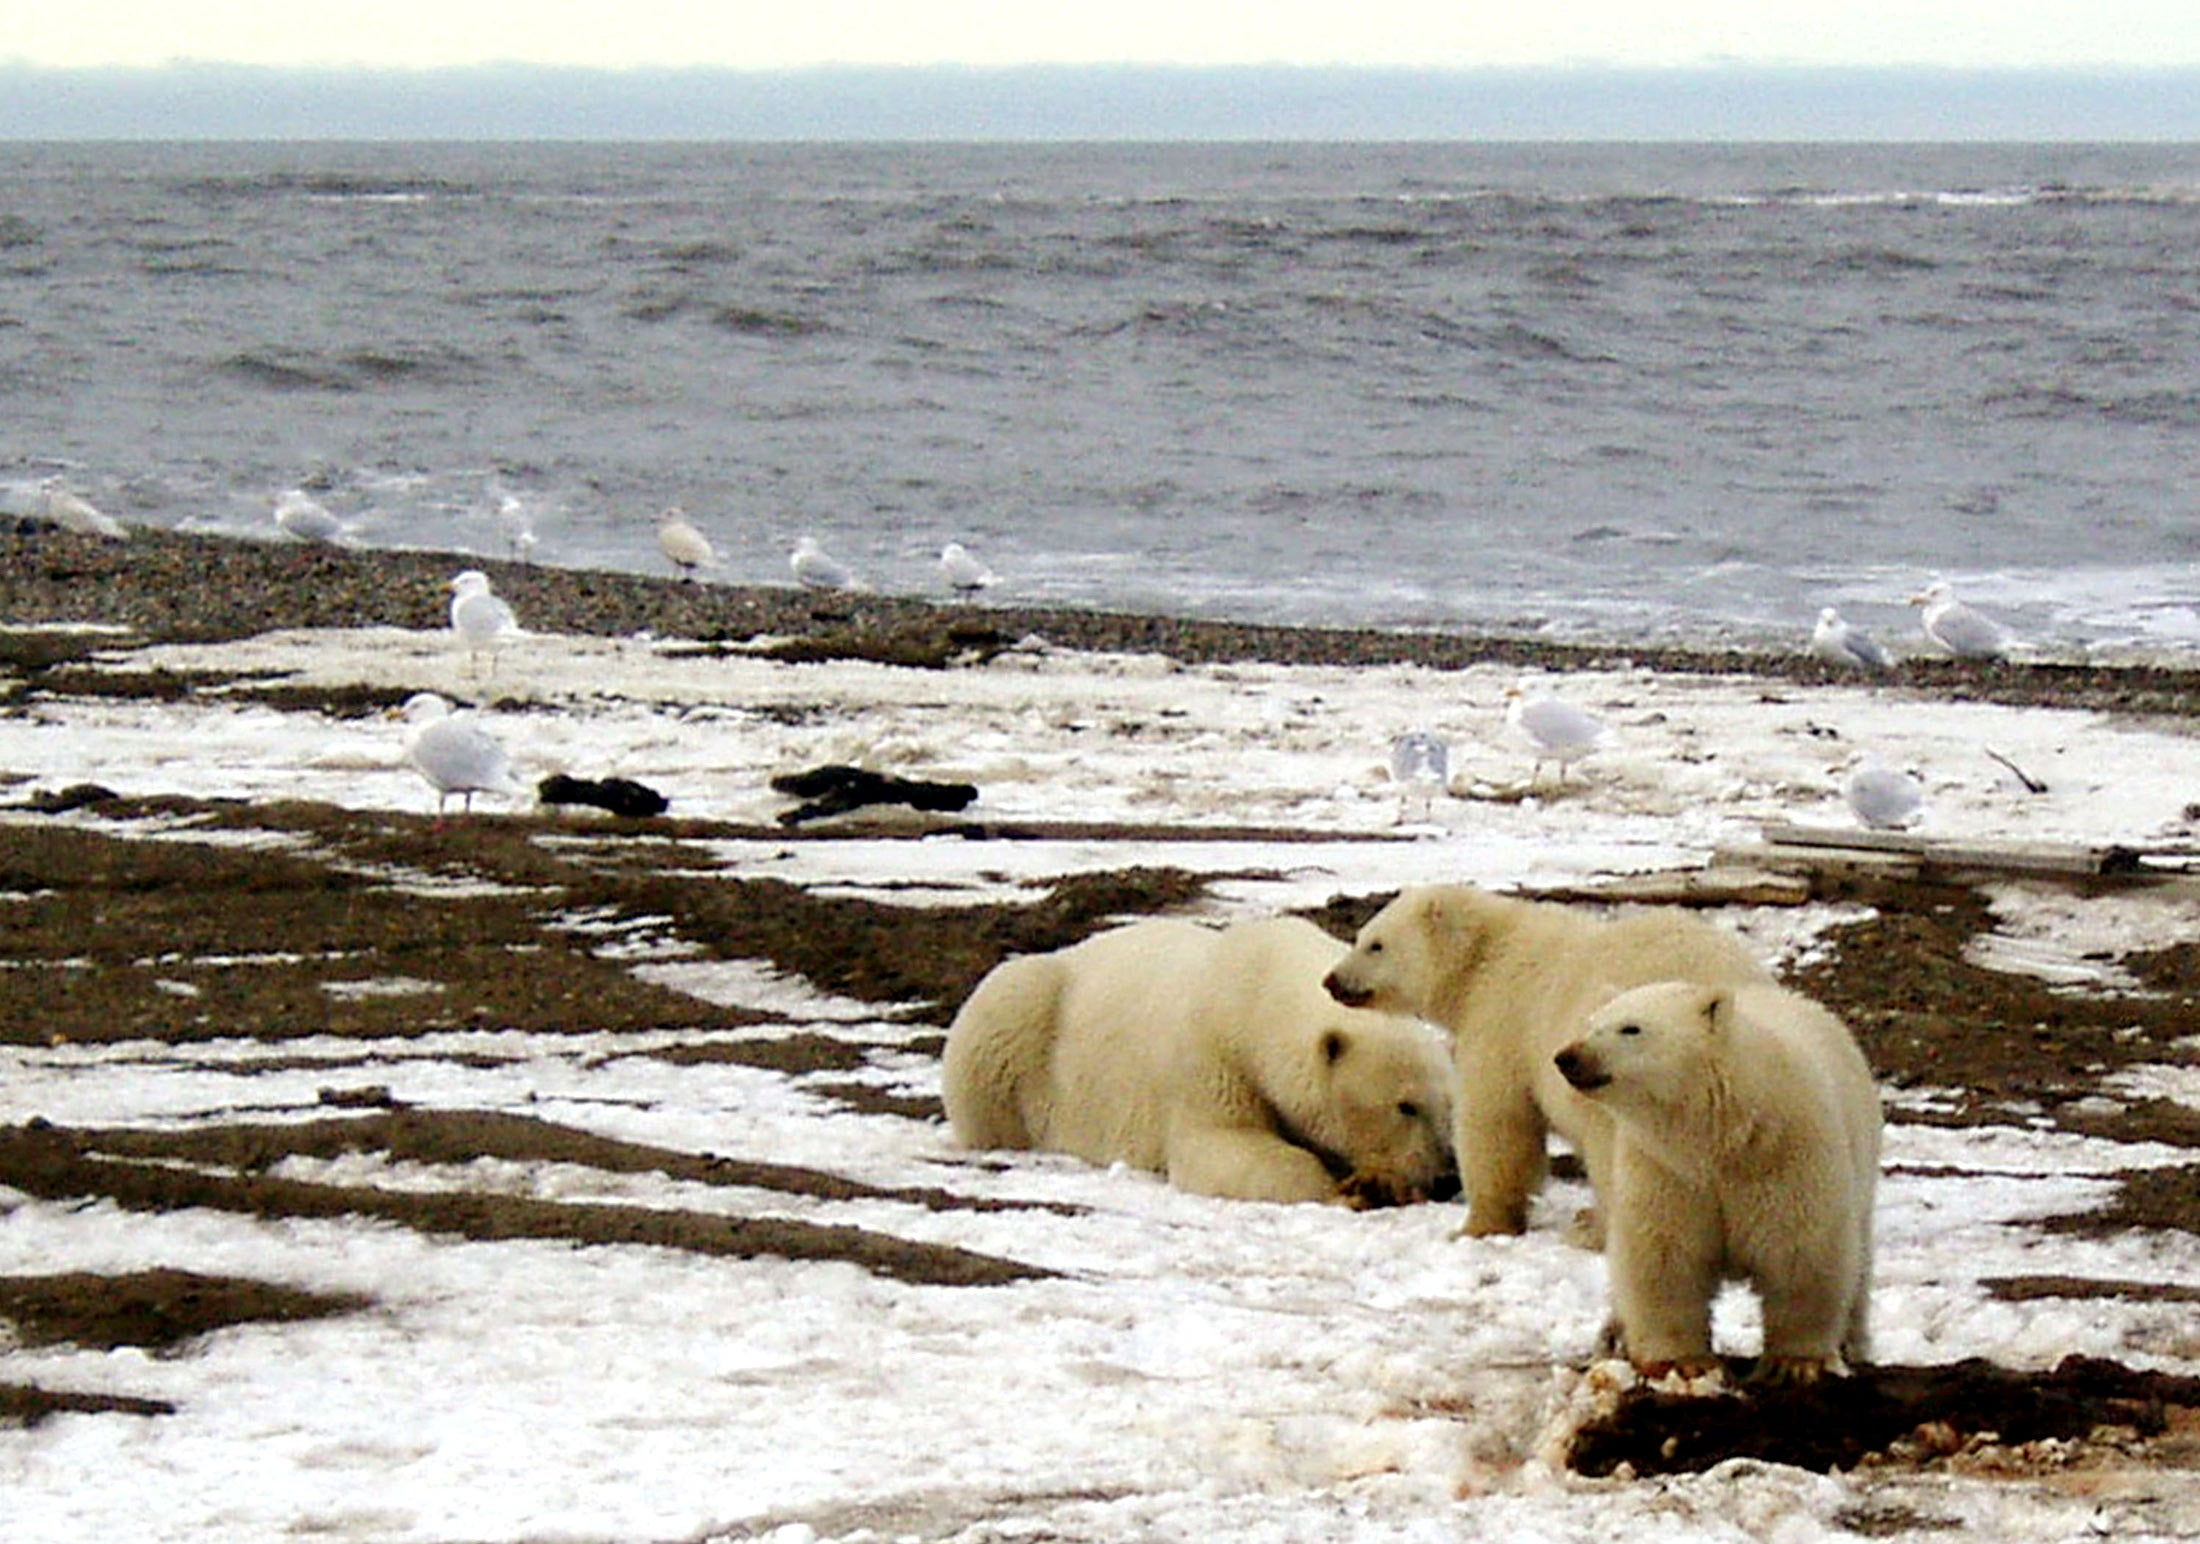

{"left": 943, "top": 915, "right": 1456, "bottom": 1207}
{"left": 1322, "top": 884, "right": 1770, "bottom": 1237}
{"left": 1555, "top": 980, "right": 1882, "bottom": 1382}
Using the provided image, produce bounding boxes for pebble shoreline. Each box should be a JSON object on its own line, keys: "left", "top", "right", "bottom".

{"left": 6, "top": 524, "right": 2199, "bottom": 718}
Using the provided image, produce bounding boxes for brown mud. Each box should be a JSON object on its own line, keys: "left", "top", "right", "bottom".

{"left": 3, "top": 523, "right": 2200, "bottom": 1477}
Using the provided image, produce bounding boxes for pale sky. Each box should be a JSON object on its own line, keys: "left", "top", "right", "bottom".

{"left": 11, "top": 0, "right": 2200, "bottom": 71}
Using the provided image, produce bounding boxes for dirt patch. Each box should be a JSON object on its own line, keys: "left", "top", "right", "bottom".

{"left": 0, "top": 1383, "right": 176, "bottom": 1427}
{"left": 0, "top": 1116, "right": 1050, "bottom": 1290}
{"left": 1566, "top": 1356, "right": 2200, "bottom": 1479}
{"left": 0, "top": 1268, "right": 372, "bottom": 1354}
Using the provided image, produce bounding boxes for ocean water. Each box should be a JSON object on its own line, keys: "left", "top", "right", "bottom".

{"left": 5, "top": 139, "right": 2200, "bottom": 656}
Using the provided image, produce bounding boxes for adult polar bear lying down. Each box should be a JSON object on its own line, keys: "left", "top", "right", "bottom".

{"left": 1322, "top": 883, "right": 1770, "bottom": 1237}
{"left": 942, "top": 915, "right": 1457, "bottom": 1207}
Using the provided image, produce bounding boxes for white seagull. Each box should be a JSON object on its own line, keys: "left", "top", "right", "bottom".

{"left": 1910, "top": 580, "right": 2009, "bottom": 660}
{"left": 1810, "top": 606, "right": 1892, "bottom": 670}
{"left": 38, "top": 478, "right": 127, "bottom": 540}
{"left": 790, "top": 536, "right": 858, "bottom": 592}
{"left": 447, "top": 569, "right": 522, "bottom": 675}
{"left": 1504, "top": 685, "right": 1609, "bottom": 789}
{"left": 273, "top": 488, "right": 348, "bottom": 544}
{"left": 1388, "top": 729, "right": 1451, "bottom": 823}
{"left": 1845, "top": 761, "right": 1925, "bottom": 831}
{"left": 494, "top": 493, "right": 539, "bottom": 563}
{"left": 939, "top": 541, "right": 997, "bottom": 593}
{"left": 655, "top": 508, "right": 721, "bottom": 578}
{"left": 399, "top": 692, "right": 520, "bottom": 814}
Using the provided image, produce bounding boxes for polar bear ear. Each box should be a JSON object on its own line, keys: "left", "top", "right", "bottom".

{"left": 1320, "top": 1028, "right": 1349, "bottom": 1064}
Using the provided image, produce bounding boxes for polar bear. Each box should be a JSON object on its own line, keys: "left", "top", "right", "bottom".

{"left": 942, "top": 915, "right": 1455, "bottom": 1207}
{"left": 1554, "top": 980, "right": 1882, "bottom": 1382}
{"left": 1321, "top": 884, "right": 1769, "bottom": 1237}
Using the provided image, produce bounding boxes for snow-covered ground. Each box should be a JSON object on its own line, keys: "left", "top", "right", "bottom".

{"left": 3, "top": 623, "right": 2199, "bottom": 1543}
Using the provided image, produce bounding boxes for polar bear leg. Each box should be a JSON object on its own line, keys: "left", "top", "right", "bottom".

{"left": 1458, "top": 1083, "right": 1547, "bottom": 1236}
{"left": 1165, "top": 1124, "right": 1345, "bottom": 1205}
{"left": 1607, "top": 1163, "right": 1721, "bottom": 1371}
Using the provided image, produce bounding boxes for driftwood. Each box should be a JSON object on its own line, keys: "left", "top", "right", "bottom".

{"left": 1726, "top": 823, "right": 2200, "bottom": 891}
{"left": 1519, "top": 867, "right": 1814, "bottom": 908}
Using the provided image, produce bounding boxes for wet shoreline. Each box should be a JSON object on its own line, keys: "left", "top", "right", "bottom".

{"left": 7, "top": 524, "right": 2200, "bottom": 718}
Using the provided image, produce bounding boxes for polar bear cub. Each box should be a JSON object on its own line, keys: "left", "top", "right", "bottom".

{"left": 1554, "top": 979, "right": 1882, "bottom": 1382}
{"left": 1322, "top": 884, "right": 1770, "bottom": 1237}
{"left": 943, "top": 915, "right": 1455, "bottom": 1207}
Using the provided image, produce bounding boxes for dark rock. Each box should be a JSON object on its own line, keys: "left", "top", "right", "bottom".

{"left": 537, "top": 773, "right": 669, "bottom": 819}
{"left": 770, "top": 764, "right": 979, "bottom": 825}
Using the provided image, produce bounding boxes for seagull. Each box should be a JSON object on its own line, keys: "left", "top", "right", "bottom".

{"left": 494, "top": 493, "right": 539, "bottom": 563}
{"left": 1504, "top": 685, "right": 1609, "bottom": 789}
{"left": 790, "top": 536, "right": 857, "bottom": 592}
{"left": 939, "top": 541, "right": 997, "bottom": 593}
{"left": 1389, "top": 729, "right": 1450, "bottom": 822}
{"left": 273, "top": 488, "right": 348, "bottom": 544}
{"left": 399, "top": 692, "right": 519, "bottom": 814}
{"left": 447, "top": 569, "right": 521, "bottom": 675}
{"left": 1845, "top": 761, "right": 1924, "bottom": 831}
{"left": 1811, "top": 606, "right": 1892, "bottom": 670}
{"left": 38, "top": 478, "right": 127, "bottom": 540}
{"left": 1910, "top": 580, "right": 2009, "bottom": 660}
{"left": 655, "top": 508, "right": 721, "bottom": 579}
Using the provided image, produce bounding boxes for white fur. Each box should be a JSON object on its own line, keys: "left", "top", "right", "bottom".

{"left": 943, "top": 916, "right": 1454, "bottom": 1207}
{"left": 1555, "top": 980, "right": 1881, "bottom": 1375}
{"left": 1322, "top": 884, "right": 1769, "bottom": 1237}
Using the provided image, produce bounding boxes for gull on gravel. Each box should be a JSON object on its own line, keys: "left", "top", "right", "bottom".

{"left": 655, "top": 508, "right": 722, "bottom": 579}
{"left": 939, "top": 541, "right": 997, "bottom": 593}
{"left": 273, "top": 488, "right": 349, "bottom": 544}
{"left": 791, "top": 536, "right": 858, "bottom": 592}
{"left": 1845, "top": 761, "right": 1925, "bottom": 831}
{"left": 399, "top": 692, "right": 520, "bottom": 814}
{"left": 447, "top": 569, "right": 522, "bottom": 675}
{"left": 39, "top": 477, "right": 127, "bottom": 540}
{"left": 1910, "top": 580, "right": 2010, "bottom": 660}
{"left": 1811, "top": 606, "right": 1892, "bottom": 670}
{"left": 1504, "top": 685, "right": 1609, "bottom": 789}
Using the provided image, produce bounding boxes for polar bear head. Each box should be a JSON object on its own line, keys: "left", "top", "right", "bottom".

{"left": 1295, "top": 1015, "right": 1457, "bottom": 1206}
{"left": 1321, "top": 884, "right": 1499, "bottom": 1023}
{"left": 1552, "top": 979, "right": 1726, "bottom": 1114}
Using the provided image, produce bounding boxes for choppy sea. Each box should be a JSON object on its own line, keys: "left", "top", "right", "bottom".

{"left": 5, "top": 139, "right": 2200, "bottom": 657}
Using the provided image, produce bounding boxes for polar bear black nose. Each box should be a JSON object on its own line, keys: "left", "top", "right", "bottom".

{"left": 1554, "top": 1046, "right": 1608, "bottom": 1092}
{"left": 1323, "top": 970, "right": 1370, "bottom": 1007}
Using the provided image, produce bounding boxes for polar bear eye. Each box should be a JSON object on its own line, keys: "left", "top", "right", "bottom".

{"left": 1397, "top": 1100, "right": 1421, "bottom": 1120}
{"left": 1618, "top": 1023, "right": 1643, "bottom": 1037}
{"left": 1365, "top": 940, "right": 1384, "bottom": 955}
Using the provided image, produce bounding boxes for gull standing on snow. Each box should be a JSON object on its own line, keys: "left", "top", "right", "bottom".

{"left": 1910, "top": 580, "right": 2009, "bottom": 660}
{"left": 1845, "top": 761, "right": 1925, "bottom": 831}
{"left": 1811, "top": 606, "right": 1892, "bottom": 670}
{"left": 447, "top": 569, "right": 522, "bottom": 675}
{"left": 399, "top": 692, "right": 519, "bottom": 814}
{"left": 791, "top": 536, "right": 858, "bottom": 592}
{"left": 939, "top": 541, "right": 997, "bottom": 593}
{"left": 1389, "top": 729, "right": 1450, "bottom": 822}
{"left": 273, "top": 488, "right": 348, "bottom": 544}
{"left": 1505, "top": 685, "right": 1609, "bottom": 789}
{"left": 38, "top": 478, "right": 127, "bottom": 540}
{"left": 655, "top": 508, "right": 721, "bottom": 579}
